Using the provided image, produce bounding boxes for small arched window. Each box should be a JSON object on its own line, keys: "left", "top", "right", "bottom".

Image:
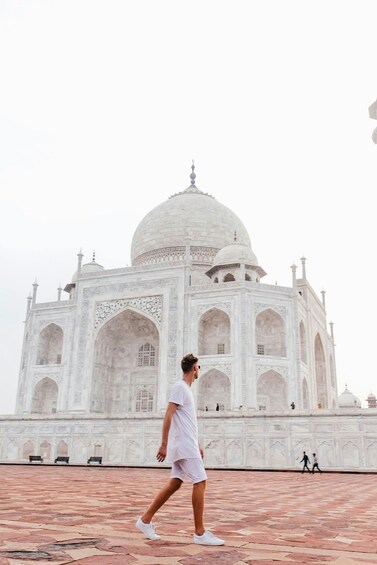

{"left": 223, "top": 273, "right": 235, "bottom": 282}
{"left": 136, "top": 389, "right": 154, "bottom": 412}
{"left": 138, "top": 343, "right": 156, "bottom": 366}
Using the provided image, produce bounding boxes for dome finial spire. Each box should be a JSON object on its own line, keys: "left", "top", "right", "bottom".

{"left": 190, "top": 160, "right": 196, "bottom": 186}
{"left": 234, "top": 230, "right": 237, "bottom": 242}
{"left": 92, "top": 250, "right": 96, "bottom": 262}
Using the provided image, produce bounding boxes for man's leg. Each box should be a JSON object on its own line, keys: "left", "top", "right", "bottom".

{"left": 192, "top": 480, "right": 206, "bottom": 536}
{"left": 142, "top": 478, "right": 182, "bottom": 523}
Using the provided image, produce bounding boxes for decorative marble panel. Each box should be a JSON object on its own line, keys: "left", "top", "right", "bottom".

{"left": 255, "top": 365, "right": 288, "bottom": 378}
{"left": 254, "top": 303, "right": 288, "bottom": 318}
{"left": 203, "top": 438, "right": 224, "bottom": 466}
{"left": 144, "top": 438, "right": 159, "bottom": 464}
{"left": 94, "top": 295, "right": 163, "bottom": 330}
{"left": 107, "top": 439, "right": 122, "bottom": 463}
{"left": 314, "top": 424, "right": 334, "bottom": 433}
{"left": 270, "top": 439, "right": 287, "bottom": 466}
{"left": 364, "top": 423, "right": 377, "bottom": 433}
{"left": 56, "top": 426, "right": 71, "bottom": 433}
{"left": 366, "top": 441, "right": 377, "bottom": 467}
{"left": 39, "top": 425, "right": 54, "bottom": 433}
{"left": 126, "top": 439, "right": 141, "bottom": 464}
{"left": 33, "top": 373, "right": 61, "bottom": 385}
{"left": 225, "top": 439, "right": 243, "bottom": 466}
{"left": 197, "top": 302, "right": 232, "bottom": 316}
{"left": 244, "top": 422, "right": 265, "bottom": 434}
{"left": 342, "top": 441, "right": 361, "bottom": 468}
{"left": 246, "top": 439, "right": 265, "bottom": 466}
{"left": 291, "top": 423, "right": 310, "bottom": 433}
{"left": 339, "top": 421, "right": 360, "bottom": 432}
{"left": 317, "top": 440, "right": 335, "bottom": 467}
{"left": 201, "top": 362, "right": 232, "bottom": 378}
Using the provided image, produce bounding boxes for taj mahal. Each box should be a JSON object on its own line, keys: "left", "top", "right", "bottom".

{"left": 2, "top": 165, "right": 377, "bottom": 470}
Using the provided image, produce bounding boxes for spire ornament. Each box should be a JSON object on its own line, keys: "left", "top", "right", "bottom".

{"left": 190, "top": 160, "right": 196, "bottom": 186}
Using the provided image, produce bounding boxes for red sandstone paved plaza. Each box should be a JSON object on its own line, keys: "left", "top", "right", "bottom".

{"left": 0, "top": 465, "right": 376, "bottom": 564}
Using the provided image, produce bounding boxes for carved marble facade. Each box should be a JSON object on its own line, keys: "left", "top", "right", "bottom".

{"left": 2, "top": 412, "right": 377, "bottom": 470}
{"left": 9, "top": 172, "right": 369, "bottom": 469}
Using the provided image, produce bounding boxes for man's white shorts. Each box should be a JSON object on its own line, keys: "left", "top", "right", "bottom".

{"left": 170, "top": 458, "right": 207, "bottom": 484}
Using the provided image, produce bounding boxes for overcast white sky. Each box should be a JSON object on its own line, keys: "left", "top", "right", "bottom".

{"left": 0, "top": 0, "right": 376, "bottom": 414}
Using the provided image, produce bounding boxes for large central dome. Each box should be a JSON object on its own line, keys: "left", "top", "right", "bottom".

{"left": 131, "top": 169, "right": 251, "bottom": 267}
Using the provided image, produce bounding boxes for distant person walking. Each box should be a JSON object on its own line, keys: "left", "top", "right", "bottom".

{"left": 136, "top": 353, "right": 224, "bottom": 546}
{"left": 300, "top": 451, "right": 311, "bottom": 473}
{"left": 311, "top": 453, "right": 322, "bottom": 474}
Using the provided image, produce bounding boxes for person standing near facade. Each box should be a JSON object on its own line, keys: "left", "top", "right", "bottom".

{"left": 136, "top": 353, "right": 224, "bottom": 546}
{"left": 300, "top": 451, "right": 311, "bottom": 473}
{"left": 311, "top": 453, "right": 322, "bottom": 473}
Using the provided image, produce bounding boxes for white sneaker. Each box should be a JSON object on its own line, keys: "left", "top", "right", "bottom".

{"left": 135, "top": 517, "right": 161, "bottom": 540}
{"left": 193, "top": 530, "right": 225, "bottom": 545}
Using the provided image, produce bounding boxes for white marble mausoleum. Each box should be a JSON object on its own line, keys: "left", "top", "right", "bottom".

{"left": 2, "top": 165, "right": 377, "bottom": 470}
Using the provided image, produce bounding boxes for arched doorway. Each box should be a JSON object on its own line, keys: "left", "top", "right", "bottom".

{"left": 255, "top": 309, "right": 286, "bottom": 357}
{"left": 31, "top": 377, "right": 58, "bottom": 413}
{"left": 197, "top": 369, "right": 231, "bottom": 411}
{"left": 36, "top": 323, "right": 63, "bottom": 365}
{"left": 257, "top": 369, "right": 288, "bottom": 411}
{"left": 91, "top": 309, "right": 159, "bottom": 414}
{"left": 198, "top": 308, "right": 231, "bottom": 356}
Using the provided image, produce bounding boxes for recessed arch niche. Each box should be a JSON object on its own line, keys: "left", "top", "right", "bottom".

{"left": 197, "top": 369, "right": 230, "bottom": 411}
{"left": 198, "top": 308, "right": 230, "bottom": 356}
{"left": 257, "top": 369, "right": 288, "bottom": 411}
{"left": 91, "top": 308, "right": 159, "bottom": 414}
{"left": 31, "top": 377, "right": 58, "bottom": 414}
{"left": 36, "top": 323, "right": 63, "bottom": 365}
{"left": 255, "top": 309, "right": 286, "bottom": 357}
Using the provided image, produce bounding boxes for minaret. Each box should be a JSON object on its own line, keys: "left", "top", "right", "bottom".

{"left": 77, "top": 249, "right": 84, "bottom": 276}
{"left": 329, "top": 321, "right": 335, "bottom": 342}
{"left": 321, "top": 289, "right": 326, "bottom": 309}
{"left": 26, "top": 293, "right": 32, "bottom": 315}
{"left": 57, "top": 284, "right": 62, "bottom": 301}
{"left": 291, "top": 263, "right": 297, "bottom": 287}
{"left": 300, "top": 256, "right": 307, "bottom": 280}
{"left": 32, "top": 279, "right": 38, "bottom": 306}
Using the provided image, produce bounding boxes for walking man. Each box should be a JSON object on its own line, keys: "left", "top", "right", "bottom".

{"left": 300, "top": 451, "right": 311, "bottom": 473}
{"left": 312, "top": 453, "right": 322, "bottom": 473}
{"left": 136, "top": 353, "right": 224, "bottom": 545}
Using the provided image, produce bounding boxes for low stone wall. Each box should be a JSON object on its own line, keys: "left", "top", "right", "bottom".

{"left": 1, "top": 410, "right": 377, "bottom": 471}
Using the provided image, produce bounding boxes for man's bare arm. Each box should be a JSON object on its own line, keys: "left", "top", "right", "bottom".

{"left": 156, "top": 402, "right": 178, "bottom": 462}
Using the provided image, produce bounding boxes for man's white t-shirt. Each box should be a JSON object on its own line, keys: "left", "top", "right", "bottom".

{"left": 167, "top": 379, "right": 201, "bottom": 463}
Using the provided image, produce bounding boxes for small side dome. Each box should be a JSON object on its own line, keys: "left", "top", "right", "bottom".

{"left": 338, "top": 385, "right": 361, "bottom": 409}
{"left": 71, "top": 260, "right": 104, "bottom": 281}
{"left": 213, "top": 242, "right": 258, "bottom": 267}
{"left": 366, "top": 392, "right": 377, "bottom": 408}
{"left": 80, "top": 260, "right": 104, "bottom": 275}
